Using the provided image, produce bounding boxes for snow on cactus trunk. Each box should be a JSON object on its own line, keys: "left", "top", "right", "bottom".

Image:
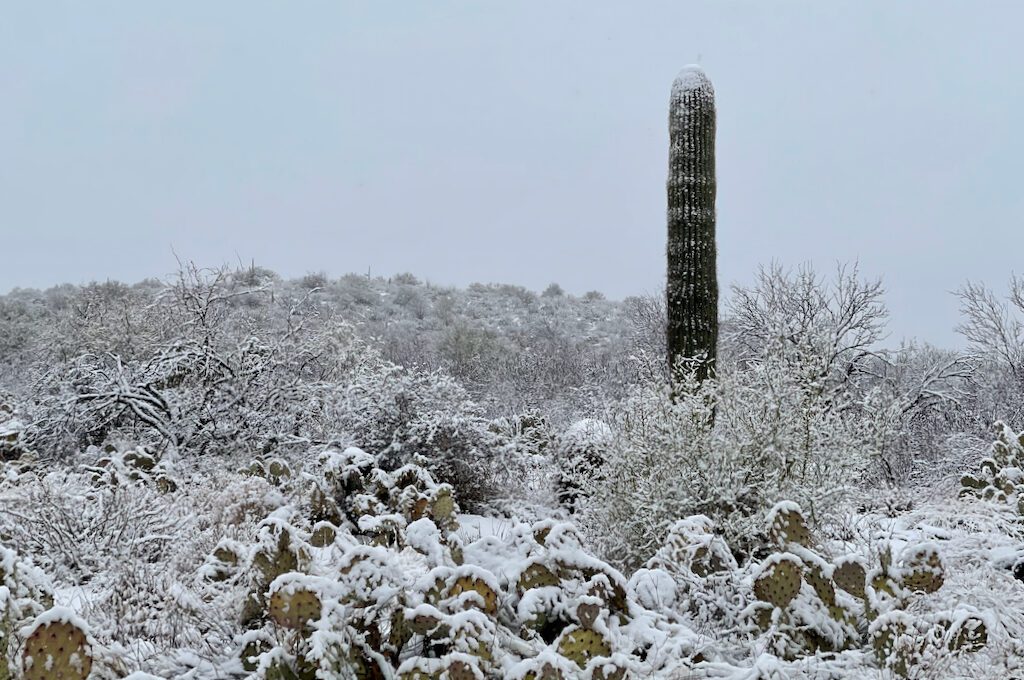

{"left": 666, "top": 65, "right": 718, "bottom": 383}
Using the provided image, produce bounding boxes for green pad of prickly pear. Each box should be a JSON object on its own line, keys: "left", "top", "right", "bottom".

{"left": 240, "top": 635, "right": 273, "bottom": 673}
{"left": 871, "top": 613, "right": 916, "bottom": 677}
{"left": 960, "top": 474, "right": 986, "bottom": 490}
{"left": 743, "top": 602, "right": 775, "bottom": 632}
{"left": 516, "top": 561, "right": 560, "bottom": 593}
{"left": 900, "top": 544, "right": 944, "bottom": 594}
{"left": 948, "top": 614, "right": 988, "bottom": 653}
{"left": 575, "top": 598, "right": 602, "bottom": 629}
{"left": 267, "top": 459, "right": 292, "bottom": 484}
{"left": 521, "top": 662, "right": 565, "bottom": 680}
{"left": 993, "top": 441, "right": 1010, "bottom": 466}
{"left": 767, "top": 503, "right": 812, "bottom": 548}
{"left": 268, "top": 587, "right": 322, "bottom": 630}
{"left": 448, "top": 576, "right": 498, "bottom": 616}
{"left": 155, "top": 475, "right": 177, "bottom": 493}
{"left": 429, "top": 486, "right": 457, "bottom": 530}
{"left": 445, "top": 658, "right": 482, "bottom": 680}
{"left": 804, "top": 565, "right": 836, "bottom": 607}
{"left": 22, "top": 619, "right": 92, "bottom": 680}
{"left": 124, "top": 450, "right": 157, "bottom": 471}
{"left": 405, "top": 608, "right": 445, "bottom": 636}
{"left": 753, "top": 555, "right": 803, "bottom": 609}
{"left": 833, "top": 558, "right": 867, "bottom": 599}
{"left": 557, "top": 627, "right": 612, "bottom": 668}
{"left": 242, "top": 460, "right": 266, "bottom": 477}
{"left": 589, "top": 659, "right": 627, "bottom": 680}
{"left": 310, "top": 522, "right": 338, "bottom": 548}
{"left": 213, "top": 544, "right": 240, "bottom": 565}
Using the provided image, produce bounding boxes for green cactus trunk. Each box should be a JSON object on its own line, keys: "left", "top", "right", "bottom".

{"left": 666, "top": 65, "right": 718, "bottom": 384}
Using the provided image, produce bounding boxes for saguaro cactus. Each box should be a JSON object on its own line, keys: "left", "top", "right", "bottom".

{"left": 666, "top": 65, "right": 718, "bottom": 383}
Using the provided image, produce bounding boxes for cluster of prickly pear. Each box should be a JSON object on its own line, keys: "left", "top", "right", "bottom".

{"left": 81, "top": 445, "right": 177, "bottom": 493}
{"left": 745, "top": 501, "right": 985, "bottom": 674}
{"left": 643, "top": 515, "right": 744, "bottom": 628}
{"left": 313, "top": 447, "right": 462, "bottom": 547}
{"left": 21, "top": 607, "right": 92, "bottom": 680}
{"left": 389, "top": 519, "right": 641, "bottom": 680}
{"left": 207, "top": 447, "right": 701, "bottom": 678}
{"left": 869, "top": 608, "right": 991, "bottom": 677}
{"left": 233, "top": 511, "right": 314, "bottom": 629}
{"left": 241, "top": 457, "right": 293, "bottom": 487}
{"left": 961, "top": 421, "right": 1024, "bottom": 513}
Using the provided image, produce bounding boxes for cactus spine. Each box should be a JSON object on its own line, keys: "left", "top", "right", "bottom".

{"left": 666, "top": 65, "right": 718, "bottom": 383}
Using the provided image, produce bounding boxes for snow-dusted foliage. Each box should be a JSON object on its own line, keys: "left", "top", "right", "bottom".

{"left": 0, "top": 431, "right": 1020, "bottom": 678}
{"left": 574, "top": 357, "right": 876, "bottom": 567}
{"left": 3, "top": 264, "right": 1024, "bottom": 678}
{"left": 957, "top": 275, "right": 1024, "bottom": 430}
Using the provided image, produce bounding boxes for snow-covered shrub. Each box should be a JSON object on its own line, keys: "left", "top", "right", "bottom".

{"left": 957, "top": 275, "right": 1024, "bottom": 430}
{"left": 0, "top": 471, "right": 191, "bottom": 585}
{"left": 577, "top": 361, "right": 877, "bottom": 567}
{"left": 574, "top": 265, "right": 919, "bottom": 567}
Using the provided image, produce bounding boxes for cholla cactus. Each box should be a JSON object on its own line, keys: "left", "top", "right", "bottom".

{"left": 667, "top": 65, "right": 718, "bottom": 383}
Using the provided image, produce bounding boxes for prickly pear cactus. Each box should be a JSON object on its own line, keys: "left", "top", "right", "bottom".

{"left": 556, "top": 627, "right": 611, "bottom": 668}
{"left": 309, "top": 521, "right": 338, "bottom": 548}
{"left": 266, "top": 458, "right": 292, "bottom": 485}
{"left": 870, "top": 612, "right": 917, "bottom": 677}
{"left": 268, "top": 578, "right": 323, "bottom": 630}
{"left": 832, "top": 556, "right": 867, "bottom": 599}
{"left": 753, "top": 555, "right": 803, "bottom": 609}
{"left": 429, "top": 485, "right": 458, "bottom": 532}
{"left": 961, "top": 421, "right": 1024, "bottom": 512}
{"left": 899, "top": 543, "right": 944, "bottom": 594}
{"left": 447, "top": 573, "right": 499, "bottom": 617}
{"left": 21, "top": 610, "right": 92, "bottom": 680}
{"left": 516, "top": 561, "right": 560, "bottom": 594}
{"left": 767, "top": 502, "right": 812, "bottom": 548}
{"left": 942, "top": 612, "right": 989, "bottom": 653}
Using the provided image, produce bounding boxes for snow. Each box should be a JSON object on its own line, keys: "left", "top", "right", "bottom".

{"left": 2, "top": 271, "right": 1024, "bottom": 678}
{"left": 671, "top": 64, "right": 714, "bottom": 98}
{"left": 22, "top": 605, "right": 90, "bottom": 637}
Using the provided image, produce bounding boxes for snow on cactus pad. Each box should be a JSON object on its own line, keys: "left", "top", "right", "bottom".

{"left": 766, "top": 500, "right": 812, "bottom": 548}
{"left": 899, "top": 542, "right": 944, "bottom": 594}
{"left": 267, "top": 573, "right": 327, "bottom": 630}
{"left": 753, "top": 553, "right": 803, "bottom": 609}
{"left": 21, "top": 606, "right": 92, "bottom": 680}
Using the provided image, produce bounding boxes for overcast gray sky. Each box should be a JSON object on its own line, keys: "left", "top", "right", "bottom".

{"left": 2, "top": 2, "right": 1022, "bottom": 346}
